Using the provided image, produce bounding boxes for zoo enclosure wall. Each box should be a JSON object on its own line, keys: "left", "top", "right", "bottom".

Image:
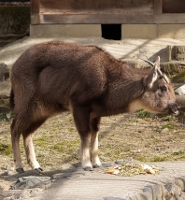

{"left": 30, "top": 0, "right": 185, "bottom": 39}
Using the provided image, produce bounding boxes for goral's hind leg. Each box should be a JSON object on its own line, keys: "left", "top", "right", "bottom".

{"left": 11, "top": 119, "right": 24, "bottom": 173}
{"left": 22, "top": 119, "right": 46, "bottom": 172}
{"left": 90, "top": 117, "right": 102, "bottom": 168}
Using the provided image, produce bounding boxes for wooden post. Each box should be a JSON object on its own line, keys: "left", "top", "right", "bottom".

{"left": 31, "top": 0, "right": 40, "bottom": 24}
{"left": 153, "top": 0, "right": 162, "bottom": 14}
{"left": 31, "top": 0, "right": 40, "bottom": 14}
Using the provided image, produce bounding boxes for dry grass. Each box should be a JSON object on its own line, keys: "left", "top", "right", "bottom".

{"left": 0, "top": 110, "right": 185, "bottom": 173}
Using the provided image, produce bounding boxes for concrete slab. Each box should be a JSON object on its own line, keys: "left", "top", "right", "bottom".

{"left": 0, "top": 161, "right": 185, "bottom": 200}
{"left": 1, "top": 36, "right": 185, "bottom": 70}
{"left": 2, "top": 161, "right": 184, "bottom": 200}
{"left": 1, "top": 36, "right": 185, "bottom": 98}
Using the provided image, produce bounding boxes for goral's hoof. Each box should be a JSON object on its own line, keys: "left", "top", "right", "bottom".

{"left": 93, "top": 164, "right": 102, "bottom": 168}
{"left": 35, "top": 167, "right": 44, "bottom": 174}
{"left": 84, "top": 166, "right": 93, "bottom": 171}
{"left": 16, "top": 168, "right": 25, "bottom": 174}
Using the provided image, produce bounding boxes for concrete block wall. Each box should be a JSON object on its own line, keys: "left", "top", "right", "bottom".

{"left": 122, "top": 24, "right": 185, "bottom": 39}
{"left": 30, "top": 24, "right": 185, "bottom": 39}
{"left": 30, "top": 25, "right": 101, "bottom": 38}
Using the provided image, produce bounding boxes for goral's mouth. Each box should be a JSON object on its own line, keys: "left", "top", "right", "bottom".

{"left": 170, "top": 110, "right": 180, "bottom": 116}
{"left": 169, "top": 106, "right": 180, "bottom": 116}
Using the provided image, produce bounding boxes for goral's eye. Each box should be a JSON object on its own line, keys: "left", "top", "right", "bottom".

{"left": 160, "top": 86, "right": 167, "bottom": 92}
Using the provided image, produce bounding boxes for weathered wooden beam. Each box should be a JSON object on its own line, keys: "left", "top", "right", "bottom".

{"left": 31, "top": 0, "right": 40, "bottom": 14}
{"left": 31, "top": 13, "right": 185, "bottom": 24}
{"left": 153, "top": 0, "right": 162, "bottom": 14}
{"left": 39, "top": 0, "right": 153, "bottom": 14}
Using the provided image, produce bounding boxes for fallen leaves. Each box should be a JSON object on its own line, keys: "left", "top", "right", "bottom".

{"left": 105, "top": 163, "right": 160, "bottom": 176}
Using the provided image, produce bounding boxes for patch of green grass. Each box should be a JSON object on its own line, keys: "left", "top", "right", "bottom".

{"left": 114, "top": 149, "right": 121, "bottom": 155}
{"left": 163, "top": 124, "right": 175, "bottom": 129}
{"left": 172, "top": 71, "right": 185, "bottom": 83}
{"left": 161, "top": 115, "right": 172, "bottom": 121}
{"left": 172, "top": 150, "right": 185, "bottom": 160}
{"left": 137, "top": 109, "right": 148, "bottom": 118}
{"left": 129, "top": 118, "right": 138, "bottom": 123}
{"left": 53, "top": 144, "right": 64, "bottom": 152}
{"left": 69, "top": 127, "right": 75, "bottom": 132}
{"left": 105, "top": 152, "right": 112, "bottom": 157}
{"left": 137, "top": 157, "right": 147, "bottom": 162}
{"left": 0, "top": 142, "right": 12, "bottom": 156}
{"left": 69, "top": 117, "right": 73, "bottom": 123}
{"left": 151, "top": 156, "right": 168, "bottom": 162}
{"left": 52, "top": 140, "right": 80, "bottom": 153}
{"left": 34, "top": 138, "right": 49, "bottom": 148}
{"left": 124, "top": 147, "right": 131, "bottom": 152}
{"left": 173, "top": 150, "right": 184, "bottom": 156}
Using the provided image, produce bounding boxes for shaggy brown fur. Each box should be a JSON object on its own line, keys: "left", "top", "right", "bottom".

{"left": 10, "top": 41, "right": 179, "bottom": 172}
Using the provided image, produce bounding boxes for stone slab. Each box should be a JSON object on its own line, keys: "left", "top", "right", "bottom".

{"left": 2, "top": 161, "right": 185, "bottom": 200}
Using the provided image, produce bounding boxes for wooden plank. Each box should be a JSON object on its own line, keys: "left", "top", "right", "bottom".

{"left": 153, "top": 0, "right": 162, "bottom": 14}
{"left": 31, "top": 14, "right": 185, "bottom": 24}
{"left": 31, "top": 0, "right": 40, "bottom": 14}
{"left": 39, "top": 0, "right": 153, "bottom": 14}
{"left": 163, "top": 0, "right": 185, "bottom": 13}
{"left": 154, "top": 14, "right": 185, "bottom": 23}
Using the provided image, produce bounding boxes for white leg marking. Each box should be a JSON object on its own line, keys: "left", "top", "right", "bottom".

{"left": 91, "top": 132, "right": 102, "bottom": 167}
{"left": 13, "top": 136, "right": 24, "bottom": 169}
{"left": 81, "top": 134, "right": 92, "bottom": 169}
{"left": 24, "top": 134, "right": 40, "bottom": 169}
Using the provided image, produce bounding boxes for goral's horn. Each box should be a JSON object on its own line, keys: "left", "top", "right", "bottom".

{"left": 157, "top": 68, "right": 169, "bottom": 83}
{"left": 141, "top": 59, "right": 169, "bottom": 83}
{"left": 140, "top": 59, "right": 154, "bottom": 67}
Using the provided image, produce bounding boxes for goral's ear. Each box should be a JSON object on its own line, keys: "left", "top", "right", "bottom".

{"left": 143, "top": 56, "right": 160, "bottom": 88}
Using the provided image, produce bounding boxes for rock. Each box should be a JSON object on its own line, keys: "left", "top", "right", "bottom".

{"left": 6, "top": 170, "right": 14, "bottom": 176}
{"left": 0, "top": 180, "right": 10, "bottom": 191}
{"left": 176, "top": 95, "right": 185, "bottom": 108}
{"left": 0, "top": 63, "right": 9, "bottom": 82}
{"left": 175, "top": 84, "right": 185, "bottom": 95}
{"left": 10, "top": 176, "right": 51, "bottom": 190}
{"left": 18, "top": 189, "right": 32, "bottom": 199}
{"left": 30, "top": 188, "right": 43, "bottom": 197}
{"left": 60, "top": 163, "right": 76, "bottom": 172}
{"left": 171, "top": 46, "right": 185, "bottom": 61}
{"left": 161, "top": 128, "right": 169, "bottom": 134}
{"left": 1, "top": 165, "right": 8, "bottom": 170}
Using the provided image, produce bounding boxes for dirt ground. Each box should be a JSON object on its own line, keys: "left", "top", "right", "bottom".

{"left": 0, "top": 108, "right": 185, "bottom": 190}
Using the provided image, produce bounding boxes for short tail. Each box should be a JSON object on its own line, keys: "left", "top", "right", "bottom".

{"left": 9, "top": 88, "right": 15, "bottom": 109}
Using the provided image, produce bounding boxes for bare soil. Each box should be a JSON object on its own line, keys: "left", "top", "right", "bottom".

{"left": 0, "top": 109, "right": 185, "bottom": 189}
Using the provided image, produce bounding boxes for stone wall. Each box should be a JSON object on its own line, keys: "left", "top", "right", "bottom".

{"left": 0, "top": 6, "right": 30, "bottom": 40}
